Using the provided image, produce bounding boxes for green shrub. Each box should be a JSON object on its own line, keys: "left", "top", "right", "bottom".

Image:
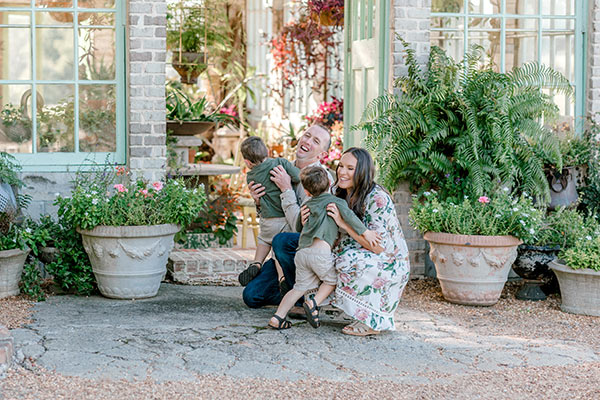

{"left": 560, "top": 237, "right": 600, "bottom": 271}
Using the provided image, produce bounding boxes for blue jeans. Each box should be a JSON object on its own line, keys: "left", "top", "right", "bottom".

{"left": 242, "top": 232, "right": 300, "bottom": 308}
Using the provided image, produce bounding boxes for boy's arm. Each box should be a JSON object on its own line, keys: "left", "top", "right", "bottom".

{"left": 280, "top": 159, "right": 301, "bottom": 184}
{"left": 336, "top": 200, "right": 367, "bottom": 236}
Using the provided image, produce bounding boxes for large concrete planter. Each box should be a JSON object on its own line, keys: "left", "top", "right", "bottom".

{"left": 549, "top": 259, "right": 600, "bottom": 316}
{"left": 0, "top": 248, "right": 30, "bottom": 298}
{"left": 424, "top": 232, "right": 522, "bottom": 306}
{"left": 78, "top": 224, "right": 180, "bottom": 300}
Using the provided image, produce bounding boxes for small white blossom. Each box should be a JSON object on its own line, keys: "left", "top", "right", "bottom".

{"left": 494, "top": 214, "right": 501, "bottom": 218}
{"left": 92, "top": 198, "right": 99, "bottom": 205}
{"left": 513, "top": 207, "right": 519, "bottom": 212}
{"left": 424, "top": 191, "right": 431, "bottom": 197}
{"left": 502, "top": 187, "right": 510, "bottom": 192}
{"left": 586, "top": 236, "right": 592, "bottom": 240}
{"left": 25, "top": 228, "right": 32, "bottom": 234}
{"left": 529, "top": 228, "right": 535, "bottom": 234}
{"left": 520, "top": 220, "right": 526, "bottom": 226}
{"left": 432, "top": 209, "right": 439, "bottom": 213}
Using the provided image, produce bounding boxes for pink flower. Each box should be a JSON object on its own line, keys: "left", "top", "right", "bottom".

{"left": 372, "top": 277, "right": 388, "bottom": 290}
{"left": 354, "top": 308, "right": 369, "bottom": 322}
{"left": 341, "top": 286, "right": 357, "bottom": 297}
{"left": 374, "top": 195, "right": 386, "bottom": 208}
{"left": 113, "top": 184, "right": 127, "bottom": 193}
{"left": 339, "top": 273, "right": 351, "bottom": 284}
{"left": 140, "top": 189, "right": 149, "bottom": 197}
{"left": 152, "top": 182, "right": 164, "bottom": 191}
{"left": 478, "top": 196, "right": 490, "bottom": 204}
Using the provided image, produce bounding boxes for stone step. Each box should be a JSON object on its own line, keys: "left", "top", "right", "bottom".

{"left": 167, "top": 248, "right": 255, "bottom": 286}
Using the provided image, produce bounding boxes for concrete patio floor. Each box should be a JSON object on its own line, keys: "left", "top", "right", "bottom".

{"left": 8, "top": 283, "right": 600, "bottom": 387}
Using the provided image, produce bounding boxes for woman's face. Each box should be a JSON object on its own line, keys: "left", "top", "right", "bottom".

{"left": 337, "top": 152, "right": 357, "bottom": 190}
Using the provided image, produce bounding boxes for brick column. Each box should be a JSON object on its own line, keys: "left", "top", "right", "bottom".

{"left": 389, "top": 0, "right": 432, "bottom": 277}
{"left": 128, "top": 0, "right": 168, "bottom": 181}
{"left": 587, "top": 0, "right": 600, "bottom": 117}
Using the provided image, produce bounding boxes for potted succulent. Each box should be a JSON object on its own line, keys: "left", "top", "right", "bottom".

{"left": 549, "top": 219, "right": 600, "bottom": 316}
{"left": 409, "top": 189, "right": 543, "bottom": 306}
{"left": 307, "top": 0, "right": 344, "bottom": 27}
{"left": 55, "top": 165, "right": 206, "bottom": 299}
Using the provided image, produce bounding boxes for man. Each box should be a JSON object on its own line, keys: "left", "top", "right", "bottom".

{"left": 241, "top": 124, "right": 332, "bottom": 308}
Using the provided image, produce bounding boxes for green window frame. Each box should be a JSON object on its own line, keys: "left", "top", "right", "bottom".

{"left": 431, "top": 0, "right": 587, "bottom": 132}
{"left": 0, "top": 0, "right": 126, "bottom": 172}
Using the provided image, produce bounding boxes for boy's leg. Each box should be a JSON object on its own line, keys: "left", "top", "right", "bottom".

{"left": 271, "top": 288, "right": 305, "bottom": 322}
{"left": 312, "top": 283, "right": 336, "bottom": 306}
{"left": 242, "top": 259, "right": 281, "bottom": 308}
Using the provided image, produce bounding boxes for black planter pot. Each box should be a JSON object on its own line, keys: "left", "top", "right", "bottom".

{"left": 512, "top": 244, "right": 560, "bottom": 301}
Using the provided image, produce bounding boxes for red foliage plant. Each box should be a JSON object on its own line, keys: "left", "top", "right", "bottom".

{"left": 307, "top": 0, "right": 344, "bottom": 26}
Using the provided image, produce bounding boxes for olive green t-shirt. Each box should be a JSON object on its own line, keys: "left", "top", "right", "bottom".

{"left": 246, "top": 157, "right": 301, "bottom": 218}
{"left": 296, "top": 193, "right": 367, "bottom": 250}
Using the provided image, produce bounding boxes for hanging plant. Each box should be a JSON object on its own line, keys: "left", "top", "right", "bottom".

{"left": 270, "top": 9, "right": 342, "bottom": 102}
{"left": 307, "top": 0, "right": 344, "bottom": 27}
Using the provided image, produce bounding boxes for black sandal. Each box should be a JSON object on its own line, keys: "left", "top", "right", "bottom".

{"left": 279, "top": 276, "right": 291, "bottom": 297}
{"left": 238, "top": 262, "right": 262, "bottom": 286}
{"left": 303, "top": 297, "right": 320, "bottom": 328}
{"left": 268, "top": 314, "right": 292, "bottom": 330}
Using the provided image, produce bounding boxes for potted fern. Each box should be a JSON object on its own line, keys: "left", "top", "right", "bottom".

{"left": 357, "top": 37, "right": 573, "bottom": 204}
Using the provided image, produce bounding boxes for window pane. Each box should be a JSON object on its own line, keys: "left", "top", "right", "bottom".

{"left": 431, "top": 0, "right": 465, "bottom": 13}
{"left": 0, "top": 84, "right": 33, "bottom": 154}
{"left": 35, "top": 11, "right": 73, "bottom": 25}
{"left": 38, "top": 27, "right": 74, "bottom": 80}
{"left": 542, "top": 0, "right": 575, "bottom": 16}
{"left": 79, "top": 0, "right": 115, "bottom": 9}
{"left": 79, "top": 84, "right": 115, "bottom": 152}
{"left": 0, "top": 26, "right": 31, "bottom": 80}
{"left": 79, "top": 12, "right": 114, "bottom": 26}
{"left": 505, "top": 19, "right": 538, "bottom": 72}
{"left": 79, "top": 27, "right": 115, "bottom": 80}
{"left": 505, "top": 0, "right": 538, "bottom": 15}
{"left": 542, "top": 19, "right": 575, "bottom": 81}
{"left": 35, "top": 0, "right": 72, "bottom": 7}
{"left": 468, "top": 17, "right": 500, "bottom": 69}
{"left": 469, "top": 0, "right": 500, "bottom": 15}
{"left": 431, "top": 17, "right": 464, "bottom": 60}
{"left": 37, "top": 84, "right": 74, "bottom": 152}
{"left": 0, "top": 0, "right": 30, "bottom": 7}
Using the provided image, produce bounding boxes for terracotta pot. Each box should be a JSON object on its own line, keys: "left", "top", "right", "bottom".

{"left": 549, "top": 259, "right": 600, "bottom": 316}
{"left": 424, "top": 232, "right": 522, "bottom": 306}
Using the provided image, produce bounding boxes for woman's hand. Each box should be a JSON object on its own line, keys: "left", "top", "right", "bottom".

{"left": 362, "top": 229, "right": 382, "bottom": 248}
{"left": 327, "top": 203, "right": 345, "bottom": 227}
{"left": 300, "top": 205, "right": 310, "bottom": 226}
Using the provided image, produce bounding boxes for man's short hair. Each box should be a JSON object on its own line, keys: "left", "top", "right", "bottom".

{"left": 241, "top": 136, "right": 268, "bottom": 164}
{"left": 300, "top": 166, "right": 330, "bottom": 197}
{"left": 311, "top": 124, "right": 332, "bottom": 151}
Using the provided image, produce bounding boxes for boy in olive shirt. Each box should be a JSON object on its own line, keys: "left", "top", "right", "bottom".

{"left": 267, "top": 166, "right": 380, "bottom": 330}
{"left": 238, "top": 136, "right": 301, "bottom": 287}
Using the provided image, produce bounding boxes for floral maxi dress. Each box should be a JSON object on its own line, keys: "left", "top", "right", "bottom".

{"left": 333, "top": 186, "right": 410, "bottom": 331}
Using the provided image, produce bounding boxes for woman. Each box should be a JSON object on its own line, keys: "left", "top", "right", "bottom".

{"left": 327, "top": 147, "right": 410, "bottom": 336}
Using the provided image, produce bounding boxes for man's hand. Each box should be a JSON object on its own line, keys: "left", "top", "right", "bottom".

{"left": 248, "top": 181, "right": 265, "bottom": 205}
{"left": 270, "top": 165, "right": 293, "bottom": 192}
{"left": 300, "top": 205, "right": 310, "bottom": 226}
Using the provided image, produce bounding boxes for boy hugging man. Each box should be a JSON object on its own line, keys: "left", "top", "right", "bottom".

{"left": 238, "top": 136, "right": 301, "bottom": 287}
{"left": 267, "top": 166, "right": 380, "bottom": 330}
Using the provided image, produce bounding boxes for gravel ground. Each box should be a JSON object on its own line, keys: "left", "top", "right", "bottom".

{"left": 0, "top": 295, "right": 34, "bottom": 329}
{"left": 1, "top": 279, "right": 599, "bottom": 399}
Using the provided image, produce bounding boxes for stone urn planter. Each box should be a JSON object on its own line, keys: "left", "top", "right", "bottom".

{"left": 424, "top": 232, "right": 522, "bottom": 306}
{"left": 512, "top": 245, "right": 560, "bottom": 301}
{"left": 0, "top": 248, "right": 30, "bottom": 298}
{"left": 549, "top": 259, "right": 600, "bottom": 316}
{"left": 77, "top": 224, "right": 179, "bottom": 300}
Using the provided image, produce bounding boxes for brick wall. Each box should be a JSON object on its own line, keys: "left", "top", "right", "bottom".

{"left": 128, "top": 0, "right": 168, "bottom": 181}
{"left": 390, "top": 0, "right": 432, "bottom": 277}
{"left": 588, "top": 1, "right": 600, "bottom": 116}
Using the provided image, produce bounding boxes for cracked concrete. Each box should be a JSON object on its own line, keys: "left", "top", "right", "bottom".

{"left": 9, "top": 284, "right": 600, "bottom": 383}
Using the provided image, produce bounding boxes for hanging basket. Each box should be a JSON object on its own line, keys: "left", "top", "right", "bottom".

{"left": 171, "top": 51, "right": 208, "bottom": 85}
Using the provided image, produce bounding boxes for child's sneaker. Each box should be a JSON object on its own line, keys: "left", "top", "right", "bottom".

{"left": 238, "top": 261, "right": 262, "bottom": 286}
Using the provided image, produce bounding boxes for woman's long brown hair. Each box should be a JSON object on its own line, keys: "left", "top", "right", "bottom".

{"left": 334, "top": 147, "right": 376, "bottom": 220}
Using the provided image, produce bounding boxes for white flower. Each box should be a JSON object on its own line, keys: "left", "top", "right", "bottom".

{"left": 424, "top": 191, "right": 431, "bottom": 197}
{"left": 432, "top": 209, "right": 439, "bottom": 213}
{"left": 85, "top": 194, "right": 91, "bottom": 198}
{"left": 54, "top": 192, "right": 61, "bottom": 198}
{"left": 513, "top": 207, "right": 519, "bottom": 212}
{"left": 173, "top": 181, "right": 179, "bottom": 185}
{"left": 92, "top": 198, "right": 99, "bottom": 205}
{"left": 25, "top": 228, "right": 32, "bottom": 234}
{"left": 520, "top": 220, "right": 526, "bottom": 226}
{"left": 502, "top": 187, "right": 510, "bottom": 192}
{"left": 523, "top": 213, "right": 529, "bottom": 217}
{"left": 586, "top": 236, "right": 592, "bottom": 240}
{"left": 529, "top": 228, "right": 535, "bottom": 234}
{"left": 494, "top": 214, "right": 501, "bottom": 218}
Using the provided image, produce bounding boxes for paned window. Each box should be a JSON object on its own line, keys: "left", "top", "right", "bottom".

{"left": 431, "top": 0, "right": 585, "bottom": 129}
{"left": 0, "top": 0, "right": 124, "bottom": 170}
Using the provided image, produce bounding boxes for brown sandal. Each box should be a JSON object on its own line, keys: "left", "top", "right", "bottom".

{"left": 342, "top": 321, "right": 380, "bottom": 336}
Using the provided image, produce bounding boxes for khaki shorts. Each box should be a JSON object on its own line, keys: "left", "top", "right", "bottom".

{"left": 294, "top": 247, "right": 336, "bottom": 292}
{"left": 258, "top": 217, "right": 291, "bottom": 246}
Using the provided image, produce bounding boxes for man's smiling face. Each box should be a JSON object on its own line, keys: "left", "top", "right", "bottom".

{"left": 296, "top": 125, "right": 330, "bottom": 163}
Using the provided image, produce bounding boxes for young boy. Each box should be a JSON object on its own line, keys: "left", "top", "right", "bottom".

{"left": 267, "top": 166, "right": 380, "bottom": 330}
{"left": 237, "top": 136, "right": 301, "bottom": 287}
